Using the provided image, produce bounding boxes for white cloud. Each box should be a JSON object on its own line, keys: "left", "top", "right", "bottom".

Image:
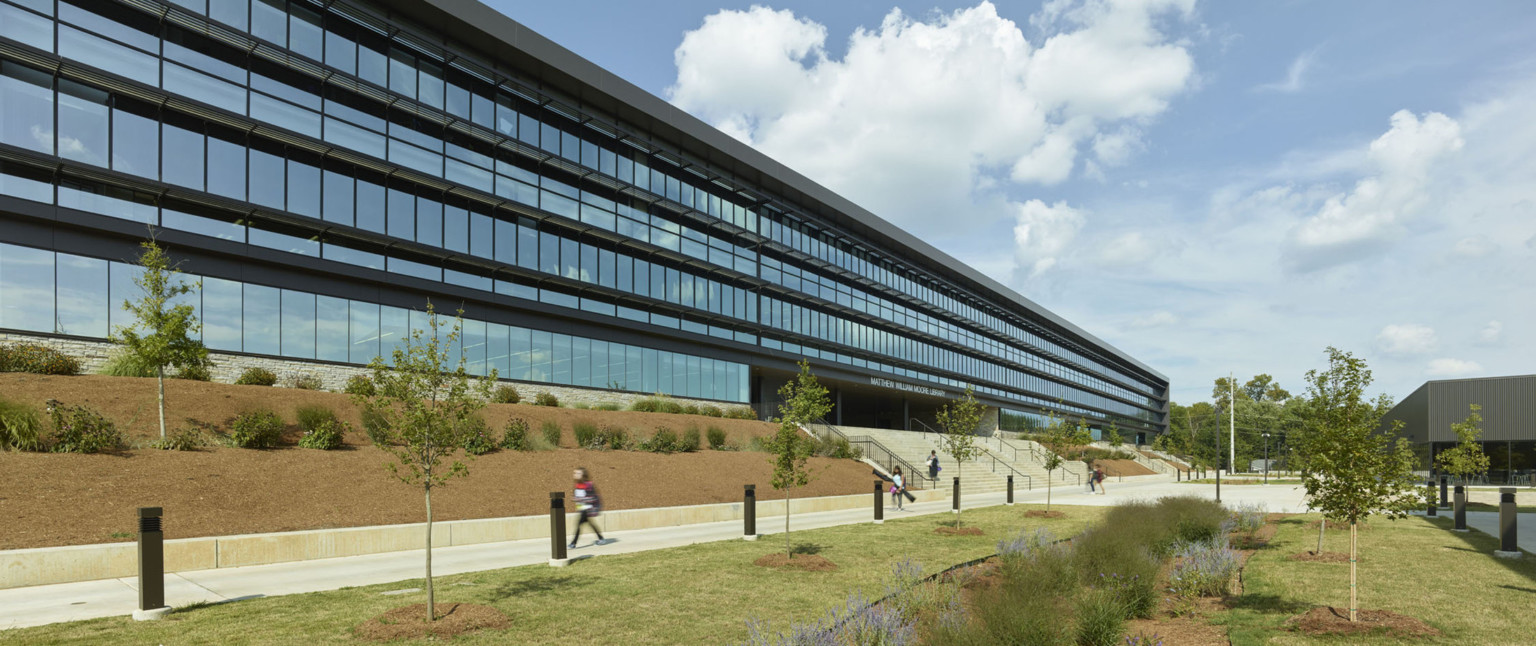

{"left": 1130, "top": 310, "right": 1179, "bottom": 328}
{"left": 1426, "top": 358, "right": 1483, "bottom": 377}
{"left": 1102, "top": 231, "right": 1157, "bottom": 265}
{"left": 1013, "top": 199, "right": 1086, "bottom": 277}
{"left": 1478, "top": 320, "right": 1503, "bottom": 344}
{"left": 1377, "top": 324, "right": 1437, "bottom": 356}
{"left": 1450, "top": 235, "right": 1495, "bottom": 258}
{"left": 1285, "top": 110, "right": 1464, "bottom": 271}
{"left": 1254, "top": 48, "right": 1318, "bottom": 93}
{"left": 667, "top": 0, "right": 1198, "bottom": 243}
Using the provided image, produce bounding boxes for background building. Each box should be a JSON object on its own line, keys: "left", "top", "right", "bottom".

{"left": 0, "top": 0, "right": 1168, "bottom": 438}
{"left": 1382, "top": 375, "right": 1536, "bottom": 484}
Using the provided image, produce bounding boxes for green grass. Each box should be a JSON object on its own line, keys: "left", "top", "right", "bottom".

{"left": 1462, "top": 502, "right": 1536, "bottom": 514}
{"left": 8, "top": 504, "right": 1104, "bottom": 645}
{"left": 1215, "top": 513, "right": 1536, "bottom": 645}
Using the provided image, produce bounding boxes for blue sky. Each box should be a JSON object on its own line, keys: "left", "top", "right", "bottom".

{"left": 490, "top": 0, "right": 1536, "bottom": 405}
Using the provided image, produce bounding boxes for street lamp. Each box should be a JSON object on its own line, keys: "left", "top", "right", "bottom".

{"left": 1262, "top": 432, "right": 1271, "bottom": 485}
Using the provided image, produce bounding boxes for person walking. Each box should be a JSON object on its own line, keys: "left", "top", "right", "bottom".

{"left": 569, "top": 467, "right": 606, "bottom": 548}
{"left": 890, "top": 466, "right": 906, "bottom": 511}
{"left": 1095, "top": 466, "right": 1107, "bottom": 495}
{"left": 926, "top": 450, "right": 940, "bottom": 481}
{"left": 1087, "top": 465, "right": 1096, "bottom": 494}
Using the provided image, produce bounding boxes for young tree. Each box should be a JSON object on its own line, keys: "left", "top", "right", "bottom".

{"left": 1434, "top": 404, "right": 1490, "bottom": 487}
{"left": 1104, "top": 421, "right": 1124, "bottom": 449}
{"left": 765, "top": 360, "right": 832, "bottom": 558}
{"left": 351, "top": 304, "right": 494, "bottom": 622}
{"left": 1037, "top": 412, "right": 1070, "bottom": 512}
{"left": 935, "top": 385, "right": 986, "bottom": 525}
{"left": 1298, "top": 347, "right": 1423, "bottom": 622}
{"left": 113, "top": 238, "right": 208, "bottom": 440}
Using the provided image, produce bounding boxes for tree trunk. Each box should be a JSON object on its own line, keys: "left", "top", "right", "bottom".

{"left": 956, "top": 458, "right": 962, "bottom": 527}
{"left": 1046, "top": 470, "right": 1053, "bottom": 512}
{"left": 1348, "top": 521, "right": 1358, "bottom": 622}
{"left": 785, "top": 484, "right": 793, "bottom": 558}
{"left": 1317, "top": 517, "right": 1325, "bottom": 554}
{"left": 425, "top": 485, "right": 435, "bottom": 622}
{"left": 156, "top": 366, "right": 167, "bottom": 440}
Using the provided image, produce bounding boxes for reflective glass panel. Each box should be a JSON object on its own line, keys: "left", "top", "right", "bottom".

{"left": 0, "top": 244, "right": 53, "bottom": 333}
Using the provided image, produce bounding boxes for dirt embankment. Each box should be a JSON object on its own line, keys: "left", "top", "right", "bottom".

{"left": 0, "top": 374, "right": 875, "bottom": 549}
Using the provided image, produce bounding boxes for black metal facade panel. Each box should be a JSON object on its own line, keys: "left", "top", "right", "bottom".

{"left": 1426, "top": 376, "right": 1536, "bottom": 443}
{"left": 1382, "top": 383, "right": 1430, "bottom": 443}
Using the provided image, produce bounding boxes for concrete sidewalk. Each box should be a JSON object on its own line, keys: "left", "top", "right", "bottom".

{"left": 3, "top": 476, "right": 1325, "bottom": 631}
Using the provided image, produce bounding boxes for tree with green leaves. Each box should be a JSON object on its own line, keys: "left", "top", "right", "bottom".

{"left": 112, "top": 238, "right": 208, "bottom": 440}
{"left": 935, "top": 385, "right": 986, "bottom": 525}
{"left": 1435, "top": 404, "right": 1490, "bottom": 487}
{"left": 1104, "top": 421, "right": 1123, "bottom": 449}
{"left": 765, "top": 360, "right": 832, "bottom": 557}
{"left": 1038, "top": 411, "right": 1070, "bottom": 512}
{"left": 1298, "top": 347, "right": 1423, "bottom": 623}
{"left": 351, "top": 304, "right": 494, "bottom": 622}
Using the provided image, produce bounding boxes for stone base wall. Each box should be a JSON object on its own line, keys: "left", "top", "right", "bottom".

{"left": 0, "top": 332, "right": 746, "bottom": 411}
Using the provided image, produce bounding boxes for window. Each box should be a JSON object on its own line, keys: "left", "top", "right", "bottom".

{"left": 355, "top": 173, "right": 385, "bottom": 233}
{"left": 207, "top": 126, "right": 246, "bottom": 200}
{"left": 280, "top": 289, "right": 315, "bottom": 358}
{"left": 57, "top": 79, "right": 109, "bottom": 167}
{"left": 316, "top": 295, "right": 348, "bottom": 362}
{"left": 251, "top": 0, "right": 286, "bottom": 46}
{"left": 0, "top": 61, "right": 53, "bottom": 155}
{"left": 348, "top": 300, "right": 380, "bottom": 364}
{"left": 287, "top": 5, "right": 322, "bottom": 61}
{"left": 510, "top": 326, "right": 532, "bottom": 381}
{"left": 387, "top": 187, "right": 413, "bottom": 240}
{"left": 0, "top": 2, "right": 53, "bottom": 51}
{"left": 248, "top": 142, "right": 285, "bottom": 209}
{"left": 0, "top": 244, "right": 52, "bottom": 333}
{"left": 242, "top": 283, "right": 280, "bottom": 356}
{"left": 287, "top": 156, "right": 320, "bottom": 218}
{"left": 487, "top": 322, "right": 510, "bottom": 378}
{"left": 415, "top": 195, "right": 441, "bottom": 247}
{"left": 443, "top": 204, "right": 467, "bottom": 253}
{"left": 202, "top": 276, "right": 242, "bottom": 351}
{"left": 322, "top": 167, "right": 354, "bottom": 225}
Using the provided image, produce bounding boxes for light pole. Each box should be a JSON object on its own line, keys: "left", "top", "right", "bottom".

{"left": 1262, "top": 432, "right": 1270, "bottom": 485}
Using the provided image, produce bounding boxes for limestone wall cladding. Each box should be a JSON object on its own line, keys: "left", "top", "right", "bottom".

{"left": 0, "top": 332, "right": 745, "bottom": 411}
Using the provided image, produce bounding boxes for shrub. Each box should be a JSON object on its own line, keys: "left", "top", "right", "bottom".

{"left": 1074, "top": 588, "right": 1127, "bottom": 646}
{"left": 601, "top": 426, "right": 629, "bottom": 450}
{"left": 295, "top": 406, "right": 346, "bottom": 450}
{"left": 461, "top": 416, "right": 496, "bottom": 455}
{"left": 360, "top": 406, "right": 390, "bottom": 445}
{"left": 541, "top": 420, "right": 562, "bottom": 447}
{"left": 533, "top": 392, "right": 559, "bottom": 407}
{"left": 173, "top": 361, "right": 212, "bottom": 381}
{"left": 0, "top": 343, "right": 82, "bottom": 375}
{"left": 500, "top": 418, "right": 530, "bottom": 451}
{"left": 681, "top": 427, "right": 701, "bottom": 452}
{"left": 629, "top": 397, "right": 662, "bottom": 413}
{"left": 0, "top": 397, "right": 45, "bottom": 451}
{"left": 47, "top": 401, "right": 124, "bottom": 453}
{"left": 640, "top": 427, "right": 681, "bottom": 453}
{"left": 286, "top": 373, "right": 322, "bottom": 390}
{"left": 592, "top": 402, "right": 621, "bottom": 411}
{"left": 229, "top": 409, "right": 284, "bottom": 448}
{"left": 724, "top": 406, "right": 757, "bottom": 420}
{"left": 98, "top": 352, "right": 155, "bottom": 377}
{"left": 573, "top": 422, "right": 599, "bottom": 449}
{"left": 680, "top": 404, "right": 699, "bottom": 416}
{"left": 1228, "top": 503, "right": 1267, "bottom": 534}
{"left": 295, "top": 405, "right": 339, "bottom": 432}
{"left": 570, "top": 402, "right": 590, "bottom": 410}
{"left": 235, "top": 367, "right": 277, "bottom": 386}
{"left": 698, "top": 405, "right": 723, "bottom": 418}
{"left": 344, "top": 374, "right": 376, "bottom": 396}
{"left": 152, "top": 424, "right": 209, "bottom": 451}
{"left": 658, "top": 399, "right": 684, "bottom": 415}
{"left": 1170, "top": 538, "right": 1240, "bottom": 597}
{"left": 706, "top": 426, "right": 727, "bottom": 450}
{"left": 491, "top": 385, "right": 521, "bottom": 404}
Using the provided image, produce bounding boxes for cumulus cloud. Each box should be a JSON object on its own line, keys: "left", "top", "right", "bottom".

{"left": 1478, "top": 320, "right": 1503, "bottom": 344}
{"left": 1285, "top": 110, "right": 1464, "bottom": 271}
{"left": 1377, "top": 324, "right": 1437, "bottom": 356}
{"left": 1426, "top": 358, "right": 1483, "bottom": 377}
{"left": 667, "top": 0, "right": 1198, "bottom": 244}
{"left": 1102, "top": 231, "right": 1157, "bottom": 265}
{"left": 1013, "top": 199, "right": 1086, "bottom": 277}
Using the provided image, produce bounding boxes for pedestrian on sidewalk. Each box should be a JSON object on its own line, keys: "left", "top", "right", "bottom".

{"left": 926, "top": 450, "right": 940, "bottom": 481}
{"left": 1095, "top": 466, "right": 1107, "bottom": 495}
{"left": 569, "top": 467, "right": 606, "bottom": 548}
{"left": 890, "top": 466, "right": 906, "bottom": 511}
{"left": 1087, "top": 465, "right": 1096, "bottom": 494}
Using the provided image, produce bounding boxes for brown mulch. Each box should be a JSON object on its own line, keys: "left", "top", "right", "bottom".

{"left": 355, "top": 603, "right": 509, "bottom": 641}
{"left": 1290, "top": 607, "right": 1441, "bottom": 638}
{"left": 0, "top": 374, "right": 876, "bottom": 550}
{"left": 753, "top": 553, "right": 838, "bottom": 571}
{"left": 935, "top": 526, "right": 984, "bottom": 536}
{"left": 1289, "top": 551, "right": 1356, "bottom": 564}
{"left": 1126, "top": 615, "right": 1229, "bottom": 646}
{"left": 1024, "top": 510, "right": 1065, "bottom": 519}
{"left": 1140, "top": 450, "right": 1190, "bottom": 471}
{"left": 1231, "top": 523, "right": 1279, "bottom": 550}
{"left": 1091, "top": 459, "right": 1155, "bottom": 477}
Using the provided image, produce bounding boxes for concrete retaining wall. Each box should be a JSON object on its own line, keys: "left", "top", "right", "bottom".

{"left": 0, "top": 488, "right": 950, "bottom": 589}
{"left": 0, "top": 332, "right": 742, "bottom": 411}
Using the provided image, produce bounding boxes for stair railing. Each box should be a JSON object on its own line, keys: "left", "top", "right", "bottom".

{"left": 804, "top": 419, "right": 929, "bottom": 491}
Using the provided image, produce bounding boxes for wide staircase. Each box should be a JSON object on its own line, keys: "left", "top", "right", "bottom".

{"left": 815, "top": 422, "right": 1090, "bottom": 495}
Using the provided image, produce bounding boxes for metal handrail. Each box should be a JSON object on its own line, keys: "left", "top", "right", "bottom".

{"left": 804, "top": 419, "right": 929, "bottom": 491}
{"left": 907, "top": 418, "right": 1030, "bottom": 490}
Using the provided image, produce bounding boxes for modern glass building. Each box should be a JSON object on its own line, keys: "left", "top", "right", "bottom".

{"left": 0, "top": 0, "right": 1168, "bottom": 438}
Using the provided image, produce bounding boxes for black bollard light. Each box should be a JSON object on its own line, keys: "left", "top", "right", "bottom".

{"left": 1440, "top": 476, "right": 1449, "bottom": 509}
{"left": 1006, "top": 475, "right": 1014, "bottom": 506}
{"left": 952, "top": 477, "right": 960, "bottom": 514}
{"left": 744, "top": 484, "right": 758, "bottom": 541}
{"left": 550, "top": 492, "right": 569, "bottom": 566}
{"left": 1426, "top": 480, "right": 1437, "bottom": 517}
{"left": 1453, "top": 485, "right": 1467, "bottom": 532}
{"left": 133, "top": 507, "right": 169, "bottom": 621}
{"left": 874, "top": 481, "right": 885, "bottom": 524}
{"left": 1496, "top": 488, "right": 1520, "bottom": 558}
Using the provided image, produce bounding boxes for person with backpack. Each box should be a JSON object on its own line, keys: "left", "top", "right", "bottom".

{"left": 890, "top": 466, "right": 906, "bottom": 511}
{"left": 1094, "top": 466, "right": 1107, "bottom": 495}
{"left": 569, "top": 467, "right": 607, "bottom": 548}
{"left": 926, "top": 450, "right": 940, "bottom": 481}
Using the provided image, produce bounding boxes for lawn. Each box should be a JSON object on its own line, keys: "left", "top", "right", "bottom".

{"left": 1216, "top": 513, "right": 1536, "bottom": 645}
{"left": 5, "top": 504, "right": 1104, "bottom": 645}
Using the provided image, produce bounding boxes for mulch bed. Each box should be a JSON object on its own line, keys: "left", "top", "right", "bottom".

{"left": 0, "top": 374, "right": 876, "bottom": 550}
{"left": 753, "top": 553, "right": 838, "bottom": 571}
{"left": 1290, "top": 607, "right": 1441, "bottom": 638}
{"left": 1289, "top": 551, "right": 1356, "bottom": 564}
{"left": 355, "top": 603, "right": 509, "bottom": 641}
{"left": 1024, "top": 510, "right": 1065, "bottom": 519}
{"left": 934, "top": 526, "right": 984, "bottom": 536}
{"left": 1231, "top": 523, "right": 1279, "bottom": 550}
